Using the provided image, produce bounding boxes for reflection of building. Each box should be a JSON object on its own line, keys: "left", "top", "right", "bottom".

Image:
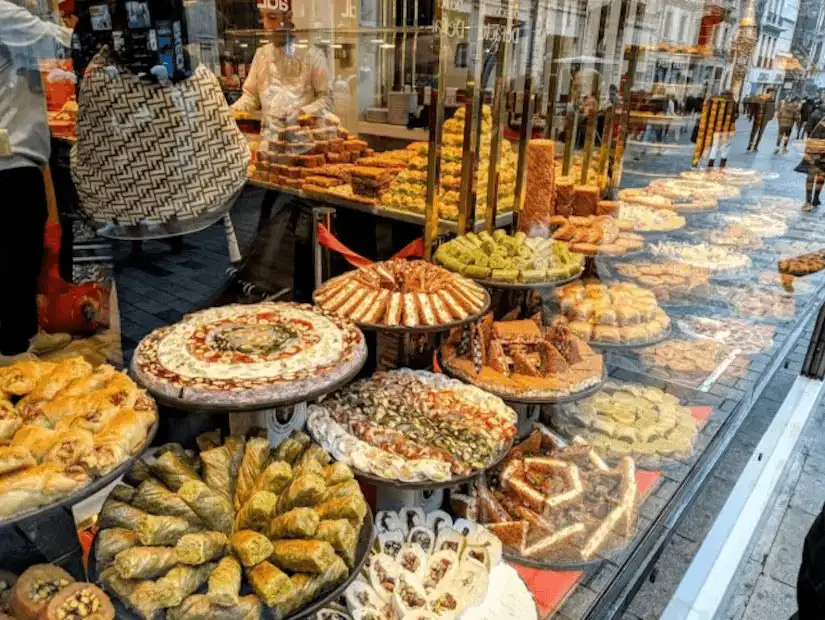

{"left": 791, "top": 0, "right": 825, "bottom": 92}
{"left": 744, "top": 0, "right": 801, "bottom": 95}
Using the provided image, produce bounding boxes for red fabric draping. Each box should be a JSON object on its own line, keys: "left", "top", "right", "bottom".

{"left": 315, "top": 223, "right": 425, "bottom": 268}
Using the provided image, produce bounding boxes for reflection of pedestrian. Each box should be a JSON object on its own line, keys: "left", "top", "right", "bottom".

{"left": 776, "top": 98, "right": 800, "bottom": 154}
{"left": 798, "top": 98, "right": 812, "bottom": 139}
{"left": 707, "top": 91, "right": 737, "bottom": 168}
{"left": 747, "top": 88, "right": 776, "bottom": 152}
{"left": 795, "top": 111, "right": 825, "bottom": 211}
{"left": 796, "top": 502, "right": 825, "bottom": 618}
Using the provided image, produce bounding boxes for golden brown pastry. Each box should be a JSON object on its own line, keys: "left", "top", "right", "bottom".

{"left": 0, "top": 360, "right": 56, "bottom": 396}
{"left": 233, "top": 438, "right": 270, "bottom": 511}
{"left": 44, "top": 428, "right": 94, "bottom": 467}
{"left": 9, "top": 564, "right": 74, "bottom": 620}
{"left": 0, "top": 446, "right": 35, "bottom": 476}
{"left": 41, "top": 582, "right": 115, "bottom": 620}
{"left": 246, "top": 562, "right": 294, "bottom": 608}
{"left": 231, "top": 530, "right": 273, "bottom": 568}
{"left": 16, "top": 357, "right": 93, "bottom": 417}
{"left": 0, "top": 402, "right": 21, "bottom": 441}
{"left": 0, "top": 462, "right": 88, "bottom": 518}
{"left": 12, "top": 425, "right": 58, "bottom": 462}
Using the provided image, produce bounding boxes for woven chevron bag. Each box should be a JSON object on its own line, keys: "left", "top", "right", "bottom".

{"left": 71, "top": 49, "right": 250, "bottom": 228}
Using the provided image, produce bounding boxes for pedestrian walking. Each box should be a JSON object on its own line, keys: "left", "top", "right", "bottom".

{"left": 798, "top": 98, "right": 812, "bottom": 139}
{"left": 747, "top": 88, "right": 777, "bottom": 152}
{"left": 776, "top": 97, "right": 800, "bottom": 154}
{"left": 795, "top": 502, "right": 825, "bottom": 619}
{"left": 794, "top": 110, "right": 825, "bottom": 211}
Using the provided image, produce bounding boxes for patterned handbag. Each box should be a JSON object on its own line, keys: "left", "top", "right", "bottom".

{"left": 71, "top": 48, "right": 250, "bottom": 229}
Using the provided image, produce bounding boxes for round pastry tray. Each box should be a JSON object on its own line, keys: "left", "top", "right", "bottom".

{"left": 135, "top": 346, "right": 367, "bottom": 414}
{"left": 438, "top": 355, "right": 607, "bottom": 406}
{"left": 0, "top": 421, "right": 159, "bottom": 530}
{"left": 88, "top": 505, "right": 375, "bottom": 620}
{"left": 588, "top": 323, "right": 673, "bottom": 350}
{"left": 473, "top": 269, "right": 583, "bottom": 291}
{"left": 351, "top": 439, "right": 515, "bottom": 491}
{"left": 354, "top": 292, "right": 491, "bottom": 334}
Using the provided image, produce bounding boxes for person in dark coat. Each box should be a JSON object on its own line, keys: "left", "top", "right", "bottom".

{"left": 798, "top": 98, "right": 812, "bottom": 139}
{"left": 795, "top": 105, "right": 825, "bottom": 211}
{"left": 797, "top": 502, "right": 825, "bottom": 618}
{"left": 748, "top": 88, "right": 777, "bottom": 152}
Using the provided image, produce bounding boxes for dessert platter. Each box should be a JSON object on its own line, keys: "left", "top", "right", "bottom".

{"left": 89, "top": 430, "right": 373, "bottom": 620}
{"left": 614, "top": 189, "right": 675, "bottom": 211}
{"left": 617, "top": 186, "right": 717, "bottom": 214}
{"left": 675, "top": 316, "right": 775, "bottom": 355}
{"left": 616, "top": 203, "right": 686, "bottom": 233}
{"left": 743, "top": 195, "right": 800, "bottom": 216}
{"left": 647, "top": 178, "right": 741, "bottom": 201}
{"left": 0, "top": 358, "right": 158, "bottom": 526}
{"left": 347, "top": 508, "right": 537, "bottom": 620}
{"left": 553, "top": 281, "right": 672, "bottom": 347}
{"left": 433, "top": 230, "right": 585, "bottom": 287}
{"left": 679, "top": 168, "right": 767, "bottom": 186}
{"left": 131, "top": 302, "right": 367, "bottom": 411}
{"left": 307, "top": 369, "right": 518, "bottom": 487}
{"left": 439, "top": 314, "right": 605, "bottom": 404}
{"left": 552, "top": 381, "right": 699, "bottom": 469}
{"left": 452, "top": 424, "right": 640, "bottom": 570}
{"left": 612, "top": 261, "right": 711, "bottom": 303}
{"left": 712, "top": 285, "right": 796, "bottom": 320}
{"left": 637, "top": 338, "right": 749, "bottom": 387}
{"left": 649, "top": 242, "right": 752, "bottom": 272}
{"left": 706, "top": 224, "right": 764, "bottom": 250}
{"left": 719, "top": 214, "right": 788, "bottom": 238}
{"left": 312, "top": 260, "right": 490, "bottom": 332}
{"left": 0, "top": 564, "right": 117, "bottom": 620}
{"left": 549, "top": 215, "right": 647, "bottom": 256}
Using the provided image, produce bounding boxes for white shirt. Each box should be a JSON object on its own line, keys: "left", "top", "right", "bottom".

{"left": 231, "top": 41, "right": 331, "bottom": 124}
{"left": 0, "top": 0, "right": 72, "bottom": 170}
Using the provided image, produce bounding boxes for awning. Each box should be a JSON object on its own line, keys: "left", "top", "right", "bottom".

{"left": 776, "top": 53, "right": 803, "bottom": 72}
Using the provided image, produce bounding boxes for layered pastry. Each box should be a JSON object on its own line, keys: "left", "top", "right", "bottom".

{"left": 307, "top": 369, "right": 517, "bottom": 482}
{"left": 707, "top": 224, "right": 764, "bottom": 250}
{"left": 453, "top": 425, "right": 639, "bottom": 563}
{"left": 647, "top": 177, "right": 740, "bottom": 201}
{"left": 613, "top": 261, "right": 711, "bottom": 302}
{"left": 616, "top": 203, "right": 685, "bottom": 233}
{"left": 639, "top": 338, "right": 750, "bottom": 385}
{"left": 96, "top": 430, "right": 368, "bottom": 619}
{"left": 434, "top": 230, "right": 585, "bottom": 283}
{"left": 313, "top": 259, "right": 489, "bottom": 328}
{"left": 348, "top": 509, "right": 511, "bottom": 620}
{"left": 381, "top": 106, "right": 518, "bottom": 221}
{"left": 439, "top": 314, "right": 604, "bottom": 400}
{"left": 615, "top": 189, "right": 675, "bottom": 211}
{"left": 554, "top": 381, "right": 698, "bottom": 467}
{"left": 550, "top": 215, "right": 646, "bottom": 256}
{"left": 650, "top": 242, "right": 752, "bottom": 271}
{"left": 553, "top": 281, "right": 671, "bottom": 344}
{"left": 0, "top": 358, "right": 157, "bottom": 520}
{"left": 718, "top": 213, "right": 787, "bottom": 238}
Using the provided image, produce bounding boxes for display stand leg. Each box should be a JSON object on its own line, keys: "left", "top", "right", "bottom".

{"left": 229, "top": 403, "right": 309, "bottom": 446}
{"left": 0, "top": 508, "right": 85, "bottom": 578}
{"left": 373, "top": 486, "right": 445, "bottom": 513}
{"left": 541, "top": 403, "right": 564, "bottom": 429}
{"left": 510, "top": 403, "right": 541, "bottom": 439}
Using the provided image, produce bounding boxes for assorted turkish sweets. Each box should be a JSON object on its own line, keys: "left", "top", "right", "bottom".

{"left": 2, "top": 564, "right": 116, "bottom": 620}
{"left": 382, "top": 106, "right": 518, "bottom": 221}
{"left": 95, "top": 430, "right": 368, "bottom": 619}
{"left": 613, "top": 262, "right": 711, "bottom": 302}
{"left": 440, "top": 314, "right": 604, "bottom": 399}
{"left": 554, "top": 381, "right": 698, "bottom": 466}
{"left": 131, "top": 302, "right": 367, "bottom": 408}
{"left": 313, "top": 259, "right": 488, "bottom": 328}
{"left": 434, "top": 230, "right": 585, "bottom": 283}
{"left": 455, "top": 425, "right": 639, "bottom": 562}
{"left": 550, "top": 215, "right": 646, "bottom": 256}
{"left": 348, "top": 508, "right": 501, "bottom": 619}
{"left": 553, "top": 281, "right": 671, "bottom": 345}
{"left": 307, "top": 370, "right": 518, "bottom": 483}
{"left": 0, "top": 358, "right": 157, "bottom": 520}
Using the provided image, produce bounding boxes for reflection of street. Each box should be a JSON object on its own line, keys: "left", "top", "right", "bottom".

{"left": 623, "top": 123, "right": 807, "bottom": 205}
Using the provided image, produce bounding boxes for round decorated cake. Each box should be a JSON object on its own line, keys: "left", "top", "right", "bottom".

{"left": 131, "top": 302, "right": 367, "bottom": 409}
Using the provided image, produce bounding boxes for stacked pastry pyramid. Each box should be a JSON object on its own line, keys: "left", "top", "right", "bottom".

{"left": 383, "top": 106, "right": 518, "bottom": 220}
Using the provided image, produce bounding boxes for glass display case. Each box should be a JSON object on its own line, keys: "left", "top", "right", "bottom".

{"left": 12, "top": 0, "right": 825, "bottom": 617}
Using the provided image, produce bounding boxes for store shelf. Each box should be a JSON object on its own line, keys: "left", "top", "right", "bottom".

{"left": 247, "top": 177, "right": 512, "bottom": 232}
{"left": 357, "top": 121, "right": 429, "bottom": 142}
